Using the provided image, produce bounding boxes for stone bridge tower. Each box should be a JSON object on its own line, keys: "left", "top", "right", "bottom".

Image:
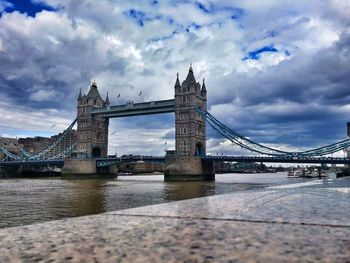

{"left": 174, "top": 65, "right": 207, "bottom": 157}
{"left": 165, "top": 65, "right": 214, "bottom": 181}
{"left": 76, "top": 81, "right": 109, "bottom": 158}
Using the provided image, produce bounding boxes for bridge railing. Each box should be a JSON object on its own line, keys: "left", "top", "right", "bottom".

{"left": 0, "top": 119, "right": 77, "bottom": 163}
{"left": 195, "top": 106, "right": 350, "bottom": 158}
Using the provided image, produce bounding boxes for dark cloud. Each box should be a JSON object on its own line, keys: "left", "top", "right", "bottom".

{"left": 208, "top": 30, "right": 350, "bottom": 148}
{"left": 0, "top": 11, "right": 129, "bottom": 113}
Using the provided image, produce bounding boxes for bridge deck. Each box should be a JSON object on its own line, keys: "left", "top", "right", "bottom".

{"left": 91, "top": 99, "right": 175, "bottom": 118}
{"left": 205, "top": 155, "right": 350, "bottom": 164}
{"left": 1, "top": 155, "right": 350, "bottom": 167}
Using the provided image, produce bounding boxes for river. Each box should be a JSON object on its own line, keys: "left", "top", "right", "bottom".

{"left": 0, "top": 172, "right": 313, "bottom": 229}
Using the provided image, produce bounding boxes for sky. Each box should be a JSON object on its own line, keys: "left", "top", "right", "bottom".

{"left": 0, "top": 0, "right": 349, "bottom": 156}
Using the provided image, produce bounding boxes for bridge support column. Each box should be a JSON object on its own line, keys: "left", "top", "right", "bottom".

{"left": 62, "top": 158, "right": 117, "bottom": 178}
{"left": 164, "top": 156, "right": 214, "bottom": 181}
{"left": 62, "top": 158, "right": 96, "bottom": 175}
{"left": 0, "top": 165, "right": 23, "bottom": 177}
{"left": 166, "top": 66, "right": 214, "bottom": 181}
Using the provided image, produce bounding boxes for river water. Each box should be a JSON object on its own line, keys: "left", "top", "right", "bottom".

{"left": 0, "top": 172, "right": 312, "bottom": 229}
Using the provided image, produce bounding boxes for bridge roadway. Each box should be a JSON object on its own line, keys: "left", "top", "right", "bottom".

{"left": 1, "top": 155, "right": 350, "bottom": 167}
{"left": 95, "top": 155, "right": 350, "bottom": 167}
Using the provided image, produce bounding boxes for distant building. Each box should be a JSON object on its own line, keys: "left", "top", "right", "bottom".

{"left": 18, "top": 129, "right": 77, "bottom": 158}
{"left": 50, "top": 129, "right": 77, "bottom": 157}
{"left": 214, "top": 161, "right": 232, "bottom": 173}
{"left": 0, "top": 137, "right": 22, "bottom": 160}
{"left": 117, "top": 161, "right": 164, "bottom": 174}
{"left": 18, "top": 136, "right": 53, "bottom": 155}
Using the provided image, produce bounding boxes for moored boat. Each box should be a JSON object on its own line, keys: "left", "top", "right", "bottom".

{"left": 287, "top": 169, "right": 302, "bottom": 178}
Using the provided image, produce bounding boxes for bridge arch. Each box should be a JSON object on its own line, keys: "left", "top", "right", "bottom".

{"left": 92, "top": 146, "right": 102, "bottom": 158}
{"left": 195, "top": 142, "right": 205, "bottom": 157}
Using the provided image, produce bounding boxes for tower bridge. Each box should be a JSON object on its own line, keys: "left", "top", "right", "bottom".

{"left": 62, "top": 65, "right": 211, "bottom": 180}
{"left": 1, "top": 65, "right": 350, "bottom": 180}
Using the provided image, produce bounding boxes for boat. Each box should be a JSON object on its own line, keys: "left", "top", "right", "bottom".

{"left": 310, "top": 169, "right": 328, "bottom": 178}
{"left": 287, "top": 169, "right": 302, "bottom": 178}
{"left": 117, "top": 172, "right": 132, "bottom": 176}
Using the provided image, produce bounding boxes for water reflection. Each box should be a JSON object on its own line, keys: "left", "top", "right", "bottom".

{"left": 163, "top": 181, "right": 216, "bottom": 201}
{"left": 0, "top": 172, "right": 312, "bottom": 229}
{"left": 69, "top": 180, "right": 109, "bottom": 216}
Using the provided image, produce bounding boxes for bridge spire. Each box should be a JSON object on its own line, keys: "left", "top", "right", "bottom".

{"left": 175, "top": 72, "right": 181, "bottom": 87}
{"left": 201, "top": 78, "right": 206, "bottom": 91}
{"left": 77, "top": 88, "right": 82, "bottom": 100}
{"left": 105, "top": 92, "right": 110, "bottom": 107}
{"left": 185, "top": 63, "right": 196, "bottom": 84}
{"left": 87, "top": 80, "right": 102, "bottom": 99}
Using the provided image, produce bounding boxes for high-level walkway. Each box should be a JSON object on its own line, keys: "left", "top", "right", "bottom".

{"left": 0, "top": 177, "right": 349, "bottom": 262}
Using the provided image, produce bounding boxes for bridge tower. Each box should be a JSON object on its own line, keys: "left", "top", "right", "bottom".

{"left": 165, "top": 65, "right": 214, "bottom": 181}
{"left": 76, "top": 81, "right": 109, "bottom": 158}
{"left": 175, "top": 65, "right": 207, "bottom": 157}
{"left": 62, "top": 81, "right": 111, "bottom": 176}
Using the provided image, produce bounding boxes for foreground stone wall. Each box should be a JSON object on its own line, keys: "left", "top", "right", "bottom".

{"left": 0, "top": 178, "right": 349, "bottom": 262}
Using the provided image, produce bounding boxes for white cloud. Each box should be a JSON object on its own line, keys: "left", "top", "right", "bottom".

{"left": 29, "top": 89, "right": 61, "bottom": 102}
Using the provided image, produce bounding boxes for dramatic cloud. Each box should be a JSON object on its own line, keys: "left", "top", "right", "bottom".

{"left": 0, "top": 0, "right": 349, "bottom": 156}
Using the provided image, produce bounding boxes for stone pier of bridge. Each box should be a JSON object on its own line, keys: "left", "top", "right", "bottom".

{"left": 164, "top": 66, "right": 214, "bottom": 181}
{"left": 62, "top": 66, "right": 215, "bottom": 180}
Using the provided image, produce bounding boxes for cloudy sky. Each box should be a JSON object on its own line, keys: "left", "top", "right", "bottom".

{"left": 0, "top": 0, "right": 349, "bottom": 156}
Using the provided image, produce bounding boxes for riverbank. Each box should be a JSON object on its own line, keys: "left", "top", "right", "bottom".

{"left": 0, "top": 177, "right": 349, "bottom": 262}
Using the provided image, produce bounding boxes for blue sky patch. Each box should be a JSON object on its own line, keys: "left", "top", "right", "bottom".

{"left": 194, "top": 2, "right": 244, "bottom": 19}
{"left": 226, "top": 7, "right": 244, "bottom": 19}
{"left": 126, "top": 9, "right": 162, "bottom": 27}
{"left": 3, "top": 0, "right": 57, "bottom": 17}
{"left": 148, "top": 31, "right": 178, "bottom": 43}
{"left": 195, "top": 1, "right": 211, "bottom": 13}
{"left": 243, "top": 45, "right": 278, "bottom": 60}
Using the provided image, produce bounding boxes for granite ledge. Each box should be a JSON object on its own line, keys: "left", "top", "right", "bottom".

{"left": 0, "top": 181, "right": 350, "bottom": 262}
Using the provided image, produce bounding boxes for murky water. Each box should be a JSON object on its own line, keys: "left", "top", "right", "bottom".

{"left": 0, "top": 172, "right": 312, "bottom": 229}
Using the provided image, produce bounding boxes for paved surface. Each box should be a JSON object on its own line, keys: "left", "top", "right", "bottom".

{"left": 0, "top": 178, "right": 349, "bottom": 262}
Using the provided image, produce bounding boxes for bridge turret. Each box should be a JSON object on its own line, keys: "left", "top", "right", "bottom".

{"left": 184, "top": 64, "right": 196, "bottom": 85}
{"left": 201, "top": 78, "right": 207, "bottom": 98}
{"left": 87, "top": 81, "right": 103, "bottom": 107}
{"left": 174, "top": 72, "right": 181, "bottom": 93}
{"left": 105, "top": 92, "right": 110, "bottom": 108}
{"left": 77, "top": 88, "right": 82, "bottom": 101}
